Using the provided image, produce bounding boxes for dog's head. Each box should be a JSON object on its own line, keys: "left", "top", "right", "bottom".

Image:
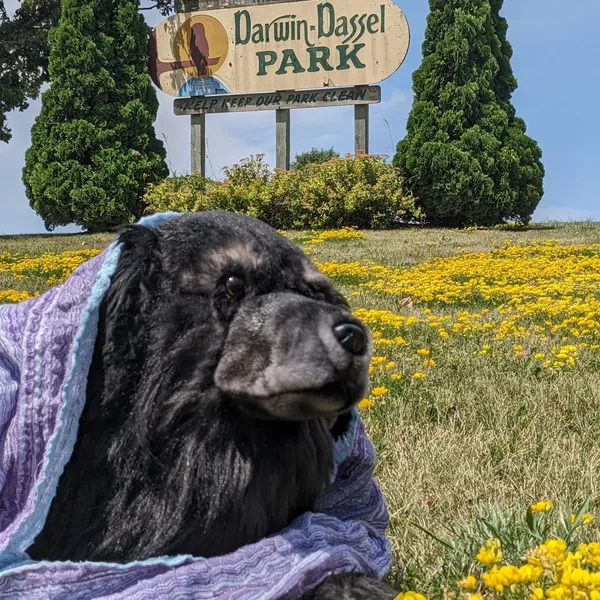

{"left": 105, "top": 210, "right": 371, "bottom": 426}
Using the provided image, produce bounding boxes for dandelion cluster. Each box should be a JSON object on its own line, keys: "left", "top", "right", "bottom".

{"left": 458, "top": 536, "right": 600, "bottom": 600}
{"left": 317, "top": 241, "right": 600, "bottom": 349}
{"left": 0, "top": 249, "right": 102, "bottom": 294}
{"left": 311, "top": 240, "right": 600, "bottom": 410}
{"left": 301, "top": 227, "right": 367, "bottom": 254}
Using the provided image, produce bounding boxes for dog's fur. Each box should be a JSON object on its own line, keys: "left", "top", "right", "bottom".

{"left": 27, "top": 211, "right": 397, "bottom": 599}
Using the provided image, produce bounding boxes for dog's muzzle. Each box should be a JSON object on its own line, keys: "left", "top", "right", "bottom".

{"left": 214, "top": 293, "right": 371, "bottom": 420}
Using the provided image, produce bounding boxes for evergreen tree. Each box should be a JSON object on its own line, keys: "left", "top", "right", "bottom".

{"left": 0, "top": 0, "right": 57, "bottom": 143}
{"left": 0, "top": 0, "right": 171, "bottom": 143}
{"left": 393, "top": 0, "right": 544, "bottom": 226}
{"left": 22, "top": 0, "right": 168, "bottom": 231}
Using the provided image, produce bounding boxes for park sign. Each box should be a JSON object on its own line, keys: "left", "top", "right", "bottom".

{"left": 148, "top": 0, "right": 410, "bottom": 97}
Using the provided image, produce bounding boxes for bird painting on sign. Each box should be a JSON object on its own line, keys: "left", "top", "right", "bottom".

{"left": 149, "top": 14, "right": 231, "bottom": 96}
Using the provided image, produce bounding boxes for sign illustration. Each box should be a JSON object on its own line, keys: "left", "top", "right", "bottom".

{"left": 149, "top": 0, "right": 410, "bottom": 97}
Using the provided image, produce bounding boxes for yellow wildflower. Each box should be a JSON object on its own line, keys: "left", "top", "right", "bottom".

{"left": 530, "top": 500, "right": 554, "bottom": 513}
{"left": 476, "top": 538, "right": 503, "bottom": 566}
{"left": 371, "top": 386, "right": 388, "bottom": 397}
{"left": 458, "top": 575, "right": 477, "bottom": 590}
{"left": 571, "top": 513, "right": 595, "bottom": 525}
{"left": 393, "top": 593, "right": 427, "bottom": 600}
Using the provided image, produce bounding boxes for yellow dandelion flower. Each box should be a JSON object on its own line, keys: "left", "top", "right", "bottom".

{"left": 358, "top": 399, "right": 374, "bottom": 409}
{"left": 458, "top": 575, "right": 477, "bottom": 590}
{"left": 416, "top": 348, "right": 431, "bottom": 357}
{"left": 476, "top": 538, "right": 503, "bottom": 565}
{"left": 531, "top": 587, "right": 544, "bottom": 600}
{"left": 391, "top": 374, "right": 402, "bottom": 381}
{"left": 530, "top": 500, "right": 554, "bottom": 513}
{"left": 413, "top": 372, "right": 426, "bottom": 380}
{"left": 371, "top": 386, "right": 388, "bottom": 397}
{"left": 394, "top": 593, "right": 427, "bottom": 600}
{"left": 571, "top": 513, "right": 595, "bottom": 525}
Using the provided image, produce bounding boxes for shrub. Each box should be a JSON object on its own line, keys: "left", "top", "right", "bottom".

{"left": 144, "top": 154, "right": 422, "bottom": 230}
{"left": 291, "top": 147, "right": 339, "bottom": 171}
{"left": 143, "top": 175, "right": 210, "bottom": 213}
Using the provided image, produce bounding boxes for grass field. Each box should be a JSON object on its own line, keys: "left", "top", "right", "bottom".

{"left": 3, "top": 221, "right": 600, "bottom": 598}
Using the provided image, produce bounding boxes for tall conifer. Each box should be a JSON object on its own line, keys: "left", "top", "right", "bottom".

{"left": 23, "top": 0, "right": 167, "bottom": 231}
{"left": 394, "top": 0, "right": 544, "bottom": 226}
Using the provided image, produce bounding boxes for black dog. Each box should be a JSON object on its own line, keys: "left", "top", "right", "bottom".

{"left": 28, "top": 211, "right": 398, "bottom": 599}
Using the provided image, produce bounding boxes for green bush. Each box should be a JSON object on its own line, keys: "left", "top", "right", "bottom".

{"left": 143, "top": 175, "right": 210, "bottom": 213}
{"left": 144, "top": 154, "right": 422, "bottom": 230}
{"left": 291, "top": 147, "right": 339, "bottom": 171}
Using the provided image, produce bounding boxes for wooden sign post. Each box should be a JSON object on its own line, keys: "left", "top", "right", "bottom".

{"left": 191, "top": 114, "right": 206, "bottom": 175}
{"left": 355, "top": 104, "right": 369, "bottom": 155}
{"left": 275, "top": 109, "right": 290, "bottom": 170}
{"left": 174, "top": 86, "right": 380, "bottom": 172}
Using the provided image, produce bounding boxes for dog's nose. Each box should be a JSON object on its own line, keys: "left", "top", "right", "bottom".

{"left": 332, "top": 323, "right": 367, "bottom": 355}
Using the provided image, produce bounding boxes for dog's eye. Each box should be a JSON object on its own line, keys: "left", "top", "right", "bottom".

{"left": 225, "top": 275, "right": 246, "bottom": 298}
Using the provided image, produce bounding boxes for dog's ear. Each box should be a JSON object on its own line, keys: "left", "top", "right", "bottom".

{"left": 89, "top": 225, "right": 162, "bottom": 416}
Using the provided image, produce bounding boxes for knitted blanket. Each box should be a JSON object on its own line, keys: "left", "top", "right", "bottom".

{"left": 0, "top": 213, "right": 391, "bottom": 599}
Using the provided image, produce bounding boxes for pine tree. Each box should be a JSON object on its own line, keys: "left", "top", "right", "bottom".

{"left": 22, "top": 0, "right": 168, "bottom": 231}
{"left": 393, "top": 0, "right": 544, "bottom": 226}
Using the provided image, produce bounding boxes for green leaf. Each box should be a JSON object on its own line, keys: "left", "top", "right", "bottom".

{"left": 409, "top": 520, "right": 459, "bottom": 553}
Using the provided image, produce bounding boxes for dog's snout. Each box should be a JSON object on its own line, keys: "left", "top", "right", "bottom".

{"left": 332, "top": 322, "right": 367, "bottom": 355}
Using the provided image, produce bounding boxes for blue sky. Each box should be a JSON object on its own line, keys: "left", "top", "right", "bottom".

{"left": 0, "top": 0, "right": 598, "bottom": 234}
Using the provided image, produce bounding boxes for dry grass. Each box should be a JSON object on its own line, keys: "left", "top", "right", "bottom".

{"left": 305, "top": 221, "right": 600, "bottom": 592}
{"left": 3, "top": 221, "right": 600, "bottom": 595}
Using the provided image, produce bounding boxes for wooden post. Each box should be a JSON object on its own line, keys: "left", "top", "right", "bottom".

{"left": 191, "top": 113, "right": 206, "bottom": 176}
{"left": 354, "top": 104, "right": 369, "bottom": 155}
{"left": 275, "top": 108, "right": 290, "bottom": 170}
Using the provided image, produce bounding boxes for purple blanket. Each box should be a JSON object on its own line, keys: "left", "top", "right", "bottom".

{"left": 0, "top": 213, "right": 391, "bottom": 599}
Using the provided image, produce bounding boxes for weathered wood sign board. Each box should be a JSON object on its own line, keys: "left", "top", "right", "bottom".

{"left": 150, "top": 0, "right": 409, "bottom": 174}
{"left": 149, "top": 0, "right": 410, "bottom": 97}
{"left": 174, "top": 85, "right": 380, "bottom": 114}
